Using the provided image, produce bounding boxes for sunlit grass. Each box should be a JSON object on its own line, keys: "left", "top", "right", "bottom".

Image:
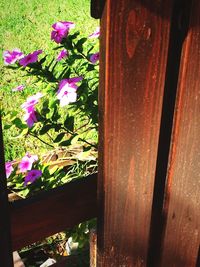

{"left": 0, "top": 0, "right": 99, "bottom": 160}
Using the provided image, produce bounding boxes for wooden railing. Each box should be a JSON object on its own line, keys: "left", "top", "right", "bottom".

{"left": 10, "top": 174, "right": 97, "bottom": 251}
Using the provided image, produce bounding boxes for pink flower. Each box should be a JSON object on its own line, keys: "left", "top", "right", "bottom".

{"left": 57, "top": 77, "right": 82, "bottom": 107}
{"left": 51, "top": 21, "right": 75, "bottom": 43}
{"left": 89, "top": 27, "right": 100, "bottom": 38}
{"left": 3, "top": 49, "right": 24, "bottom": 65}
{"left": 23, "top": 108, "right": 38, "bottom": 128}
{"left": 21, "top": 92, "right": 43, "bottom": 111}
{"left": 21, "top": 93, "right": 42, "bottom": 127}
{"left": 90, "top": 52, "right": 99, "bottom": 64}
{"left": 19, "top": 50, "right": 43, "bottom": 67}
{"left": 19, "top": 153, "right": 38, "bottom": 172}
{"left": 24, "top": 169, "right": 42, "bottom": 186}
{"left": 5, "top": 162, "right": 14, "bottom": 178}
{"left": 12, "top": 85, "right": 25, "bottom": 92}
{"left": 56, "top": 49, "right": 68, "bottom": 61}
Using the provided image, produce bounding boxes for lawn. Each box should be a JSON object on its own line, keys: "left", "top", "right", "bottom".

{"left": 0, "top": 0, "right": 99, "bottom": 161}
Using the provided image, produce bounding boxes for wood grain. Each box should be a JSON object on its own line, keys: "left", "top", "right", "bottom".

{"left": 98, "top": 0, "right": 173, "bottom": 265}
{"left": 10, "top": 174, "right": 97, "bottom": 251}
{"left": 160, "top": 1, "right": 200, "bottom": 266}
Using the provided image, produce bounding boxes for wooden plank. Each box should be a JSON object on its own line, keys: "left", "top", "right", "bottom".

{"left": 0, "top": 116, "right": 14, "bottom": 266}
{"left": 98, "top": 0, "right": 173, "bottom": 266}
{"left": 160, "top": 1, "right": 200, "bottom": 266}
{"left": 11, "top": 174, "right": 97, "bottom": 251}
{"left": 147, "top": 1, "right": 192, "bottom": 266}
{"left": 90, "top": 0, "right": 105, "bottom": 19}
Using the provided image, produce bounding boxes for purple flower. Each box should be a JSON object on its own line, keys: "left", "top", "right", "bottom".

{"left": 90, "top": 52, "right": 99, "bottom": 64}
{"left": 3, "top": 49, "right": 24, "bottom": 65}
{"left": 24, "top": 169, "right": 42, "bottom": 186}
{"left": 23, "top": 108, "right": 38, "bottom": 128}
{"left": 51, "top": 21, "right": 75, "bottom": 43}
{"left": 12, "top": 85, "right": 25, "bottom": 92}
{"left": 21, "top": 93, "right": 42, "bottom": 127}
{"left": 21, "top": 92, "right": 43, "bottom": 111}
{"left": 19, "top": 153, "right": 38, "bottom": 172}
{"left": 5, "top": 162, "right": 14, "bottom": 178}
{"left": 19, "top": 50, "right": 43, "bottom": 67}
{"left": 56, "top": 49, "right": 68, "bottom": 61}
{"left": 89, "top": 27, "right": 100, "bottom": 38}
{"left": 57, "top": 77, "right": 82, "bottom": 107}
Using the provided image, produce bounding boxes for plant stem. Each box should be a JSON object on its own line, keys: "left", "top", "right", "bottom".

{"left": 28, "top": 132, "right": 54, "bottom": 148}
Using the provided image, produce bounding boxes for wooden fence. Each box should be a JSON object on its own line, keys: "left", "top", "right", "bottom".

{"left": 96, "top": 0, "right": 200, "bottom": 266}
{"left": 1, "top": 0, "right": 200, "bottom": 266}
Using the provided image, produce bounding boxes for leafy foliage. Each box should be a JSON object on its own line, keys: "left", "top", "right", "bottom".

{"left": 2, "top": 22, "right": 99, "bottom": 253}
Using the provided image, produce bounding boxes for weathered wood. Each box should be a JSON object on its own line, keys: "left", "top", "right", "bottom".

{"left": 0, "top": 116, "right": 14, "bottom": 266}
{"left": 98, "top": 0, "right": 173, "bottom": 265}
{"left": 160, "top": 1, "right": 200, "bottom": 266}
{"left": 147, "top": 1, "right": 192, "bottom": 266}
{"left": 11, "top": 174, "right": 97, "bottom": 251}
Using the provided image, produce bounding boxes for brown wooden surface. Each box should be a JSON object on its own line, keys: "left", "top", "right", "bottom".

{"left": 160, "top": 1, "right": 200, "bottom": 266}
{"left": 11, "top": 174, "right": 97, "bottom": 251}
{"left": 98, "top": 0, "right": 173, "bottom": 266}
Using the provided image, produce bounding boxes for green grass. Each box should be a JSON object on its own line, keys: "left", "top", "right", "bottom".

{"left": 0, "top": 0, "right": 99, "bottom": 161}
{"left": 0, "top": 0, "right": 97, "bottom": 54}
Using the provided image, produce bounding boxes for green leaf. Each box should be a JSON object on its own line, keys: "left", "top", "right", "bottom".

{"left": 69, "top": 31, "right": 80, "bottom": 40}
{"left": 41, "top": 100, "right": 50, "bottom": 116}
{"left": 64, "top": 38, "right": 73, "bottom": 50}
{"left": 72, "top": 54, "right": 83, "bottom": 60}
{"left": 59, "top": 138, "right": 72, "bottom": 147}
{"left": 39, "top": 124, "right": 53, "bottom": 135}
{"left": 87, "top": 64, "right": 95, "bottom": 71}
{"left": 3, "top": 124, "right": 12, "bottom": 130}
{"left": 76, "top": 38, "right": 87, "bottom": 53}
{"left": 52, "top": 106, "right": 61, "bottom": 121}
{"left": 49, "top": 99, "right": 59, "bottom": 109}
{"left": 54, "top": 132, "right": 65, "bottom": 143}
{"left": 39, "top": 56, "right": 47, "bottom": 64}
{"left": 64, "top": 116, "right": 74, "bottom": 132}
{"left": 19, "top": 188, "right": 30, "bottom": 198}
{"left": 12, "top": 118, "right": 27, "bottom": 129}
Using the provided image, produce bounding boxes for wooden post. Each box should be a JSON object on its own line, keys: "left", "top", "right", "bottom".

{"left": 160, "top": 1, "right": 200, "bottom": 266}
{"left": 0, "top": 116, "right": 14, "bottom": 266}
{"left": 98, "top": 0, "right": 173, "bottom": 265}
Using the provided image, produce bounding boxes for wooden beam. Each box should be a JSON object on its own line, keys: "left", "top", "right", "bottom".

{"left": 10, "top": 174, "right": 97, "bottom": 251}
{"left": 160, "top": 1, "right": 200, "bottom": 266}
{"left": 0, "top": 116, "right": 14, "bottom": 266}
{"left": 98, "top": 0, "right": 173, "bottom": 265}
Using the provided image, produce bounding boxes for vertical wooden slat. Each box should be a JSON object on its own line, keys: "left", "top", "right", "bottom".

{"left": 0, "top": 116, "right": 14, "bottom": 266}
{"left": 98, "top": 0, "right": 173, "bottom": 266}
{"left": 160, "top": 1, "right": 200, "bottom": 266}
{"left": 147, "top": 1, "right": 192, "bottom": 266}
